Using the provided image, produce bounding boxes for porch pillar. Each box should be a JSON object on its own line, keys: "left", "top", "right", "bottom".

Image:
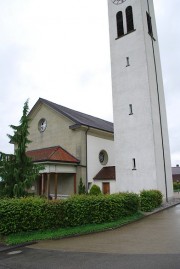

{"left": 41, "top": 173, "right": 44, "bottom": 195}
{"left": 74, "top": 173, "right": 77, "bottom": 194}
{"left": 47, "top": 173, "right": 50, "bottom": 199}
{"left": 55, "top": 173, "right": 58, "bottom": 200}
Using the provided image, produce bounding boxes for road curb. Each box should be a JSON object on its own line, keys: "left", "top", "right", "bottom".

{"left": 0, "top": 241, "right": 37, "bottom": 253}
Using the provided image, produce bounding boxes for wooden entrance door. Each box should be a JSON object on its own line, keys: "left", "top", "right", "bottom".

{"left": 102, "top": 182, "right": 110, "bottom": 195}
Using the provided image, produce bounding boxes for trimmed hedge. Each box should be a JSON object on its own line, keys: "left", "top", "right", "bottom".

{"left": 0, "top": 193, "right": 140, "bottom": 235}
{"left": 140, "top": 190, "right": 163, "bottom": 212}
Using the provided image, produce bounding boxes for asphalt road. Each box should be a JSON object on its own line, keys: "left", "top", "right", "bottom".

{"left": 0, "top": 205, "right": 180, "bottom": 269}
{"left": 1, "top": 248, "right": 180, "bottom": 269}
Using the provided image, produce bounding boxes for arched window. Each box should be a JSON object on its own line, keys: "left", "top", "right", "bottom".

{"left": 116, "top": 11, "right": 124, "bottom": 38}
{"left": 126, "top": 6, "right": 134, "bottom": 33}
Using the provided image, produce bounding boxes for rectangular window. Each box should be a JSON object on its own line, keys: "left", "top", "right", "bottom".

{"left": 126, "top": 57, "right": 130, "bottom": 67}
{"left": 146, "top": 12, "right": 153, "bottom": 37}
{"left": 129, "top": 104, "right": 133, "bottom": 115}
{"left": 132, "top": 158, "right": 136, "bottom": 170}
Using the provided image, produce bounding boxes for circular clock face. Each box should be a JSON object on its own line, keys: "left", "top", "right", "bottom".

{"left": 111, "top": 0, "right": 126, "bottom": 5}
{"left": 38, "top": 118, "right": 47, "bottom": 132}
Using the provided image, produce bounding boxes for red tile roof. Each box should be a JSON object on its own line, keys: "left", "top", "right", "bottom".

{"left": 93, "top": 166, "right": 116, "bottom": 180}
{"left": 26, "top": 146, "right": 80, "bottom": 164}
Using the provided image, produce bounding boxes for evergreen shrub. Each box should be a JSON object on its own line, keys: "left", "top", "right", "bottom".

{"left": 0, "top": 193, "right": 140, "bottom": 235}
{"left": 173, "top": 182, "right": 180, "bottom": 192}
{"left": 89, "top": 184, "right": 102, "bottom": 195}
{"left": 78, "top": 178, "right": 86, "bottom": 194}
{"left": 140, "top": 190, "right": 163, "bottom": 212}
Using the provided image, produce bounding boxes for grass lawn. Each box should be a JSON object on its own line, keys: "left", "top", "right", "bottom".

{"left": 5, "top": 212, "right": 143, "bottom": 246}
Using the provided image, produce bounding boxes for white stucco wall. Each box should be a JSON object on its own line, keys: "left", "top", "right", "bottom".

{"left": 41, "top": 164, "right": 77, "bottom": 174}
{"left": 107, "top": 0, "right": 173, "bottom": 198}
{"left": 87, "top": 133, "right": 114, "bottom": 182}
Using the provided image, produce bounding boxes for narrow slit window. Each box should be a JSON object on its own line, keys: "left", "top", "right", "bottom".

{"left": 132, "top": 158, "right": 136, "bottom": 170}
{"left": 126, "top": 6, "right": 134, "bottom": 33}
{"left": 116, "top": 11, "right": 124, "bottom": 38}
{"left": 146, "top": 12, "right": 153, "bottom": 37}
{"left": 126, "top": 57, "right": 130, "bottom": 67}
{"left": 129, "top": 104, "right": 133, "bottom": 115}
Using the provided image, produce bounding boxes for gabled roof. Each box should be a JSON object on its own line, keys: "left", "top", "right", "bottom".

{"left": 26, "top": 146, "right": 80, "bottom": 164}
{"left": 93, "top": 166, "right": 116, "bottom": 180}
{"left": 30, "top": 98, "right": 114, "bottom": 133}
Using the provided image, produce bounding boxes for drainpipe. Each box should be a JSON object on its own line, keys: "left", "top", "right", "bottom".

{"left": 85, "top": 127, "right": 90, "bottom": 192}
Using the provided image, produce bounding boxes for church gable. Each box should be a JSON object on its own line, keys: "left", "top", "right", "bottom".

{"left": 27, "top": 100, "right": 86, "bottom": 164}
{"left": 35, "top": 98, "right": 114, "bottom": 133}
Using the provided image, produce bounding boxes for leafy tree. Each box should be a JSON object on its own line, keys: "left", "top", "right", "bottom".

{"left": 0, "top": 100, "right": 43, "bottom": 197}
{"left": 78, "top": 178, "right": 86, "bottom": 195}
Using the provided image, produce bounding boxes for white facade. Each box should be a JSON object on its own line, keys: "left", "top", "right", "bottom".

{"left": 87, "top": 133, "right": 116, "bottom": 193}
{"left": 107, "top": 0, "right": 173, "bottom": 199}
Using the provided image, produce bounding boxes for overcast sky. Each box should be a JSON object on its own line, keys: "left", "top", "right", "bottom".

{"left": 0, "top": 0, "right": 179, "bottom": 166}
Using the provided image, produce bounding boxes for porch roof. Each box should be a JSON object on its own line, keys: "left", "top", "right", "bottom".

{"left": 93, "top": 166, "right": 116, "bottom": 180}
{"left": 26, "top": 146, "right": 80, "bottom": 164}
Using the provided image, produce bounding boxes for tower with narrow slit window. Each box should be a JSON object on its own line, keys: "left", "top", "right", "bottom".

{"left": 107, "top": 0, "right": 173, "bottom": 200}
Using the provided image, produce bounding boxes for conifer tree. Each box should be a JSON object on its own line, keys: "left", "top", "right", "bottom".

{"left": 0, "top": 100, "right": 42, "bottom": 197}
{"left": 78, "top": 178, "right": 86, "bottom": 195}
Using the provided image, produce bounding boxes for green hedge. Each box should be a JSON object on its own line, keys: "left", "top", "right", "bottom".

{"left": 173, "top": 182, "right": 180, "bottom": 191}
{"left": 0, "top": 193, "right": 140, "bottom": 235}
{"left": 140, "top": 190, "right": 163, "bottom": 212}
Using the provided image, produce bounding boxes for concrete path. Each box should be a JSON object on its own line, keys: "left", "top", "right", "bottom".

{"left": 29, "top": 205, "right": 180, "bottom": 255}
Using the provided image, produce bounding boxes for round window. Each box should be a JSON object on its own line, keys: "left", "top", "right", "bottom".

{"left": 38, "top": 118, "right": 47, "bottom": 133}
{"left": 99, "top": 150, "right": 108, "bottom": 165}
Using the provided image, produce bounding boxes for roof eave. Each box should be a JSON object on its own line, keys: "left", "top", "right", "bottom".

{"left": 69, "top": 124, "right": 114, "bottom": 134}
{"left": 32, "top": 160, "right": 80, "bottom": 165}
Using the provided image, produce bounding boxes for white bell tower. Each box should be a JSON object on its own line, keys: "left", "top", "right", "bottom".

{"left": 107, "top": 0, "right": 173, "bottom": 200}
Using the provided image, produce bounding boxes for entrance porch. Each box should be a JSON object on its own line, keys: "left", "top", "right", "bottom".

{"left": 37, "top": 173, "right": 77, "bottom": 199}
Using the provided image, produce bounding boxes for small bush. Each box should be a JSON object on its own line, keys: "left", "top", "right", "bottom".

{"left": 173, "top": 182, "right": 180, "bottom": 192}
{"left": 140, "top": 190, "right": 163, "bottom": 212}
{"left": 89, "top": 185, "right": 102, "bottom": 195}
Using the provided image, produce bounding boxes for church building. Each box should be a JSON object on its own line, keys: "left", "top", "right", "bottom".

{"left": 27, "top": 98, "right": 115, "bottom": 198}
{"left": 26, "top": 0, "right": 173, "bottom": 200}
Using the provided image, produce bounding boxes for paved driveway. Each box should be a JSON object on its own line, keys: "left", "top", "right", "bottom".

{"left": 29, "top": 205, "right": 180, "bottom": 254}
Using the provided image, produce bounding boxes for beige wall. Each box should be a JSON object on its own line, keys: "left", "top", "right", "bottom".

{"left": 28, "top": 103, "right": 86, "bottom": 164}
{"left": 28, "top": 103, "right": 87, "bottom": 186}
